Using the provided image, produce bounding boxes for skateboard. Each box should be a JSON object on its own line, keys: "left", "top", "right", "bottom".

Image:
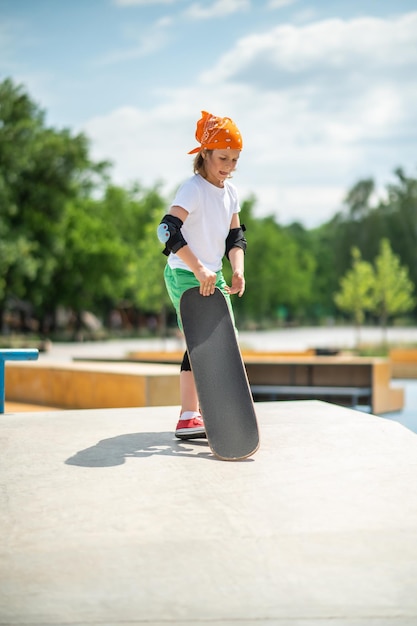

{"left": 180, "top": 287, "right": 260, "bottom": 461}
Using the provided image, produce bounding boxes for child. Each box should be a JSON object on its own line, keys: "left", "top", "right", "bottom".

{"left": 157, "top": 110, "right": 247, "bottom": 439}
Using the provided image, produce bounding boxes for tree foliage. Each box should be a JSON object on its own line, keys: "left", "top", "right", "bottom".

{"left": 0, "top": 78, "right": 110, "bottom": 329}
{"left": 372, "top": 238, "right": 415, "bottom": 335}
{"left": 1, "top": 77, "right": 416, "bottom": 336}
{"left": 334, "top": 248, "right": 375, "bottom": 346}
{"left": 334, "top": 240, "right": 415, "bottom": 345}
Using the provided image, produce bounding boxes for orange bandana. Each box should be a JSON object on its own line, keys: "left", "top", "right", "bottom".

{"left": 188, "top": 110, "right": 243, "bottom": 154}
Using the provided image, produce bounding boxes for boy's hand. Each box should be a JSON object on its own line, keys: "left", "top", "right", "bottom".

{"left": 195, "top": 266, "right": 217, "bottom": 296}
{"left": 226, "top": 270, "right": 245, "bottom": 297}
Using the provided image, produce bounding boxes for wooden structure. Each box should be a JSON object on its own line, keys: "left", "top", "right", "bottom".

{"left": 243, "top": 355, "right": 403, "bottom": 415}
{"left": 4, "top": 351, "right": 403, "bottom": 415}
{"left": 128, "top": 350, "right": 403, "bottom": 415}
{"left": 389, "top": 349, "right": 417, "bottom": 379}
{"left": 5, "top": 360, "right": 179, "bottom": 410}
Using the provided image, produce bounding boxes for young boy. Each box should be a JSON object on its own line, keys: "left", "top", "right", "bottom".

{"left": 157, "top": 110, "right": 247, "bottom": 438}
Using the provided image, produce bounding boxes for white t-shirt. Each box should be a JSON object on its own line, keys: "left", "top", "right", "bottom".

{"left": 167, "top": 173, "right": 240, "bottom": 272}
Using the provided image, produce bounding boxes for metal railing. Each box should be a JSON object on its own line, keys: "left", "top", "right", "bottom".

{"left": 0, "top": 349, "right": 39, "bottom": 413}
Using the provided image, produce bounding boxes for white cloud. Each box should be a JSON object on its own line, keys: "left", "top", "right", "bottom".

{"left": 201, "top": 11, "right": 417, "bottom": 82}
{"left": 3, "top": 0, "right": 416, "bottom": 228}
{"left": 82, "top": 11, "right": 417, "bottom": 227}
{"left": 184, "top": 0, "right": 250, "bottom": 20}
{"left": 242, "top": 183, "right": 346, "bottom": 226}
{"left": 199, "top": 11, "right": 417, "bottom": 160}
{"left": 83, "top": 104, "right": 193, "bottom": 192}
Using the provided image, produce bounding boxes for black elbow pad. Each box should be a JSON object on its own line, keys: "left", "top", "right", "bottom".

{"left": 225, "top": 224, "right": 247, "bottom": 260}
{"left": 157, "top": 214, "right": 187, "bottom": 256}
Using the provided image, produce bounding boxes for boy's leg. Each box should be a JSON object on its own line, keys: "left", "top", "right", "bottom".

{"left": 178, "top": 349, "right": 199, "bottom": 413}
{"left": 180, "top": 370, "right": 199, "bottom": 413}
{"left": 175, "top": 351, "right": 205, "bottom": 439}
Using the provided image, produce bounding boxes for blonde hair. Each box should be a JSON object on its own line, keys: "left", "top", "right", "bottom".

{"left": 193, "top": 150, "right": 210, "bottom": 176}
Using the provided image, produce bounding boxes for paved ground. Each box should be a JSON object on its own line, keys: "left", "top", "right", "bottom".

{"left": 1, "top": 400, "right": 417, "bottom": 625}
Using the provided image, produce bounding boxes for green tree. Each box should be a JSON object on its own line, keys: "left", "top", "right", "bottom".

{"left": 240, "top": 213, "right": 315, "bottom": 324}
{"left": 383, "top": 168, "right": 417, "bottom": 292}
{"left": 307, "top": 223, "right": 341, "bottom": 320}
{"left": 344, "top": 178, "right": 374, "bottom": 221}
{"left": 52, "top": 198, "right": 129, "bottom": 323}
{"left": 371, "top": 238, "right": 415, "bottom": 343}
{"left": 0, "top": 78, "right": 46, "bottom": 321}
{"left": 334, "top": 247, "right": 375, "bottom": 347}
{"left": 3, "top": 77, "right": 416, "bottom": 335}
{"left": 135, "top": 206, "right": 172, "bottom": 332}
{"left": 0, "top": 77, "right": 109, "bottom": 331}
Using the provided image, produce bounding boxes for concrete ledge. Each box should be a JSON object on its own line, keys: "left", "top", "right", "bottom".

{"left": 5, "top": 360, "right": 180, "bottom": 408}
{"left": 1, "top": 400, "right": 417, "bottom": 624}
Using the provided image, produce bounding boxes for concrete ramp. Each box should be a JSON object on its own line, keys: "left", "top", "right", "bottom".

{"left": 1, "top": 400, "right": 417, "bottom": 625}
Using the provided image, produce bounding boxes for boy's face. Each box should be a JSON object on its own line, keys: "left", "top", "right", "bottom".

{"left": 203, "top": 149, "right": 240, "bottom": 187}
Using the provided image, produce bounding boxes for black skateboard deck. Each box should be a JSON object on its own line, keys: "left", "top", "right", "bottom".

{"left": 180, "top": 287, "right": 259, "bottom": 461}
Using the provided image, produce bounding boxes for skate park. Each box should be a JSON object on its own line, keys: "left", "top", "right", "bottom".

{"left": 3, "top": 0, "right": 417, "bottom": 622}
{"left": 2, "top": 332, "right": 417, "bottom": 625}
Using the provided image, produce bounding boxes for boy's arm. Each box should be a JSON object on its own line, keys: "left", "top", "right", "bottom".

{"left": 228, "top": 247, "right": 245, "bottom": 297}
{"left": 168, "top": 206, "right": 217, "bottom": 296}
{"left": 227, "top": 213, "right": 246, "bottom": 297}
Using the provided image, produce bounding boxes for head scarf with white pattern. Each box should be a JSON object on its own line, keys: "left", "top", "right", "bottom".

{"left": 188, "top": 110, "right": 243, "bottom": 154}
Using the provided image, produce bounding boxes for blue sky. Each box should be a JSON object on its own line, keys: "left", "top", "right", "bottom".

{"left": 1, "top": 0, "right": 417, "bottom": 227}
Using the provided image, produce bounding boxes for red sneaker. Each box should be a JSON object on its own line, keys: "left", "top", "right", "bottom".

{"left": 175, "top": 415, "right": 206, "bottom": 440}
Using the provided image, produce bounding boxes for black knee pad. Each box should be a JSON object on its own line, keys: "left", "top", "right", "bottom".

{"left": 180, "top": 351, "right": 191, "bottom": 371}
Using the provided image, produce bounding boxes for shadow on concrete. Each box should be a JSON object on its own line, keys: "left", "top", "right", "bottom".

{"left": 64, "top": 431, "right": 215, "bottom": 467}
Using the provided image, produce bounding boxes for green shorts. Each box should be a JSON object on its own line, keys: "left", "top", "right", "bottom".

{"left": 164, "top": 265, "right": 236, "bottom": 332}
